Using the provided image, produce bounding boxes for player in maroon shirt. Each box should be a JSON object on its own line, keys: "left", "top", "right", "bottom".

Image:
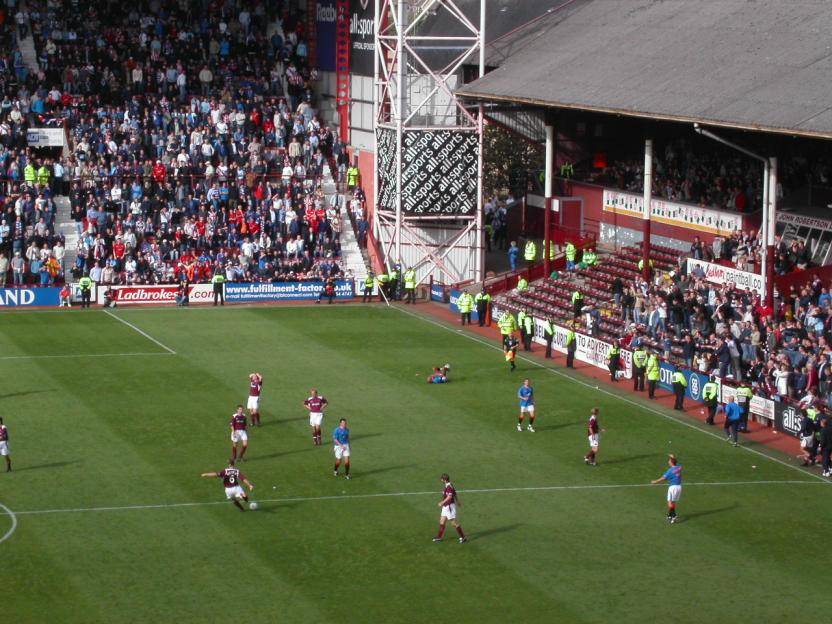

{"left": 247, "top": 373, "right": 263, "bottom": 427}
{"left": 229, "top": 404, "right": 249, "bottom": 464}
{"left": 200, "top": 462, "right": 255, "bottom": 511}
{"left": 584, "top": 407, "right": 606, "bottom": 466}
{"left": 0, "top": 418, "right": 11, "bottom": 472}
{"left": 304, "top": 389, "right": 329, "bottom": 446}
{"left": 433, "top": 473, "right": 466, "bottom": 543}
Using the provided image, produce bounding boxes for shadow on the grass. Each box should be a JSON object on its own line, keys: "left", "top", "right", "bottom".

{"left": 533, "top": 420, "right": 583, "bottom": 432}
{"left": 247, "top": 447, "right": 316, "bottom": 461}
{"left": 681, "top": 504, "right": 738, "bottom": 522}
{"left": 471, "top": 523, "right": 521, "bottom": 540}
{"left": 259, "top": 416, "right": 307, "bottom": 427}
{"left": 15, "top": 459, "right": 81, "bottom": 472}
{"left": 0, "top": 389, "right": 52, "bottom": 401}
{"left": 602, "top": 453, "right": 661, "bottom": 465}
{"left": 356, "top": 463, "right": 416, "bottom": 477}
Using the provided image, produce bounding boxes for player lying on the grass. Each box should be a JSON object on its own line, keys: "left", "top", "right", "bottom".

{"left": 248, "top": 373, "right": 263, "bottom": 427}
{"left": 201, "top": 463, "right": 255, "bottom": 511}
{"left": 434, "top": 473, "right": 466, "bottom": 543}
{"left": 230, "top": 405, "right": 249, "bottom": 464}
{"left": 651, "top": 454, "right": 682, "bottom": 523}
{"left": 427, "top": 364, "right": 451, "bottom": 383}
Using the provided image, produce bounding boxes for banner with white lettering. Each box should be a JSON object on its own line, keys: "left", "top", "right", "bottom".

{"left": 0, "top": 287, "right": 61, "bottom": 307}
{"left": 750, "top": 396, "right": 775, "bottom": 422}
{"left": 97, "top": 284, "right": 214, "bottom": 305}
{"left": 686, "top": 258, "right": 764, "bottom": 295}
{"left": 225, "top": 281, "right": 354, "bottom": 302}
{"left": 774, "top": 401, "right": 801, "bottom": 438}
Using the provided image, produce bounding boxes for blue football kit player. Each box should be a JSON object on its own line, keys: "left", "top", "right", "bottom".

{"left": 651, "top": 454, "right": 682, "bottom": 523}
{"left": 517, "top": 378, "right": 536, "bottom": 432}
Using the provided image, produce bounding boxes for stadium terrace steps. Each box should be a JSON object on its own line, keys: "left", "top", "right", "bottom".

{"left": 54, "top": 195, "right": 77, "bottom": 275}
{"left": 17, "top": 1, "right": 40, "bottom": 75}
{"left": 321, "top": 162, "right": 365, "bottom": 281}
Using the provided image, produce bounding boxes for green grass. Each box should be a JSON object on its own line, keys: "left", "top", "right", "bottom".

{"left": 0, "top": 305, "right": 830, "bottom": 624}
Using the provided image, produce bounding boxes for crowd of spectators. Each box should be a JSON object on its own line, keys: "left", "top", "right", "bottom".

{"left": 1, "top": 0, "right": 350, "bottom": 288}
{"left": 686, "top": 230, "right": 813, "bottom": 275}
{"left": 602, "top": 247, "right": 832, "bottom": 413}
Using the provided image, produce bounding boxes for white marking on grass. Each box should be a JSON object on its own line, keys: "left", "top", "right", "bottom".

{"left": 10, "top": 480, "right": 825, "bottom": 517}
{"left": 0, "top": 352, "right": 174, "bottom": 361}
{"left": 102, "top": 310, "right": 176, "bottom": 354}
{"left": 393, "top": 306, "right": 831, "bottom": 484}
{"left": 0, "top": 503, "right": 18, "bottom": 544}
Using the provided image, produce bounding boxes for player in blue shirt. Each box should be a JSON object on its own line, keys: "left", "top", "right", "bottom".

{"left": 651, "top": 454, "right": 683, "bottom": 523}
{"left": 517, "top": 378, "right": 536, "bottom": 432}
{"left": 332, "top": 418, "right": 351, "bottom": 479}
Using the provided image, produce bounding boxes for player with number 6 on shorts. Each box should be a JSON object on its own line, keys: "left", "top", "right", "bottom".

{"left": 304, "top": 389, "right": 328, "bottom": 446}
{"left": 200, "top": 463, "right": 255, "bottom": 511}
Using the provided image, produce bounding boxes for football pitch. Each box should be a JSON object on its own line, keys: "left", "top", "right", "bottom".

{"left": 1, "top": 304, "right": 830, "bottom": 623}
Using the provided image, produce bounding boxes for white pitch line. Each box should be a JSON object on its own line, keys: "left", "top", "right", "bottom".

{"left": 0, "top": 352, "right": 174, "bottom": 361}
{"left": 0, "top": 503, "right": 18, "bottom": 544}
{"left": 9, "top": 480, "right": 825, "bottom": 517}
{"left": 102, "top": 309, "right": 176, "bottom": 354}
{"left": 394, "top": 306, "right": 831, "bottom": 484}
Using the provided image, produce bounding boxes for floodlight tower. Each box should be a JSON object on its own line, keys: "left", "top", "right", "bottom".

{"left": 374, "top": 0, "right": 485, "bottom": 285}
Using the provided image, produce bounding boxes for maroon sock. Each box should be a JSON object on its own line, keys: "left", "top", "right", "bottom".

{"left": 455, "top": 525, "right": 465, "bottom": 538}
{"left": 437, "top": 524, "right": 446, "bottom": 538}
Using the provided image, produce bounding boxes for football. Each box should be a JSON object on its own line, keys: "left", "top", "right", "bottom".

{"left": 249, "top": 501, "right": 258, "bottom": 510}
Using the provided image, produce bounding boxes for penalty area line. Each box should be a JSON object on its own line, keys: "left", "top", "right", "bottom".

{"left": 102, "top": 309, "right": 177, "bottom": 354}
{"left": 0, "top": 503, "right": 18, "bottom": 544}
{"left": 11, "top": 480, "right": 825, "bottom": 517}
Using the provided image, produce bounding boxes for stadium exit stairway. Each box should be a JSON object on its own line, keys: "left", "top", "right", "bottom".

{"left": 16, "top": 0, "right": 40, "bottom": 76}
{"left": 320, "top": 162, "right": 367, "bottom": 281}
{"left": 54, "top": 195, "right": 77, "bottom": 276}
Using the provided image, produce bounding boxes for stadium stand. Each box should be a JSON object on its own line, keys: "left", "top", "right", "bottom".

{"left": 0, "top": 0, "right": 349, "bottom": 287}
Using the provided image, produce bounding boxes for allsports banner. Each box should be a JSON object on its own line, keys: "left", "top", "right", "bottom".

{"left": 773, "top": 401, "right": 801, "bottom": 438}
{"left": 224, "top": 281, "right": 354, "bottom": 302}
{"left": 0, "top": 287, "right": 62, "bottom": 307}
{"left": 686, "top": 258, "right": 764, "bottom": 296}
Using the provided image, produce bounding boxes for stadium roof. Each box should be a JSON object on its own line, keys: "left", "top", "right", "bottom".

{"left": 458, "top": 0, "right": 832, "bottom": 139}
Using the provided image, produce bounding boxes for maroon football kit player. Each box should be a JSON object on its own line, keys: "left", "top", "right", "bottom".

{"left": 201, "top": 463, "right": 254, "bottom": 511}
{"left": 247, "top": 373, "right": 263, "bottom": 426}
{"left": 229, "top": 405, "right": 249, "bottom": 463}
{"left": 304, "top": 389, "right": 328, "bottom": 445}
{"left": 434, "top": 473, "right": 466, "bottom": 543}
{"left": 584, "top": 408, "right": 604, "bottom": 466}
{"left": 0, "top": 418, "right": 10, "bottom": 472}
